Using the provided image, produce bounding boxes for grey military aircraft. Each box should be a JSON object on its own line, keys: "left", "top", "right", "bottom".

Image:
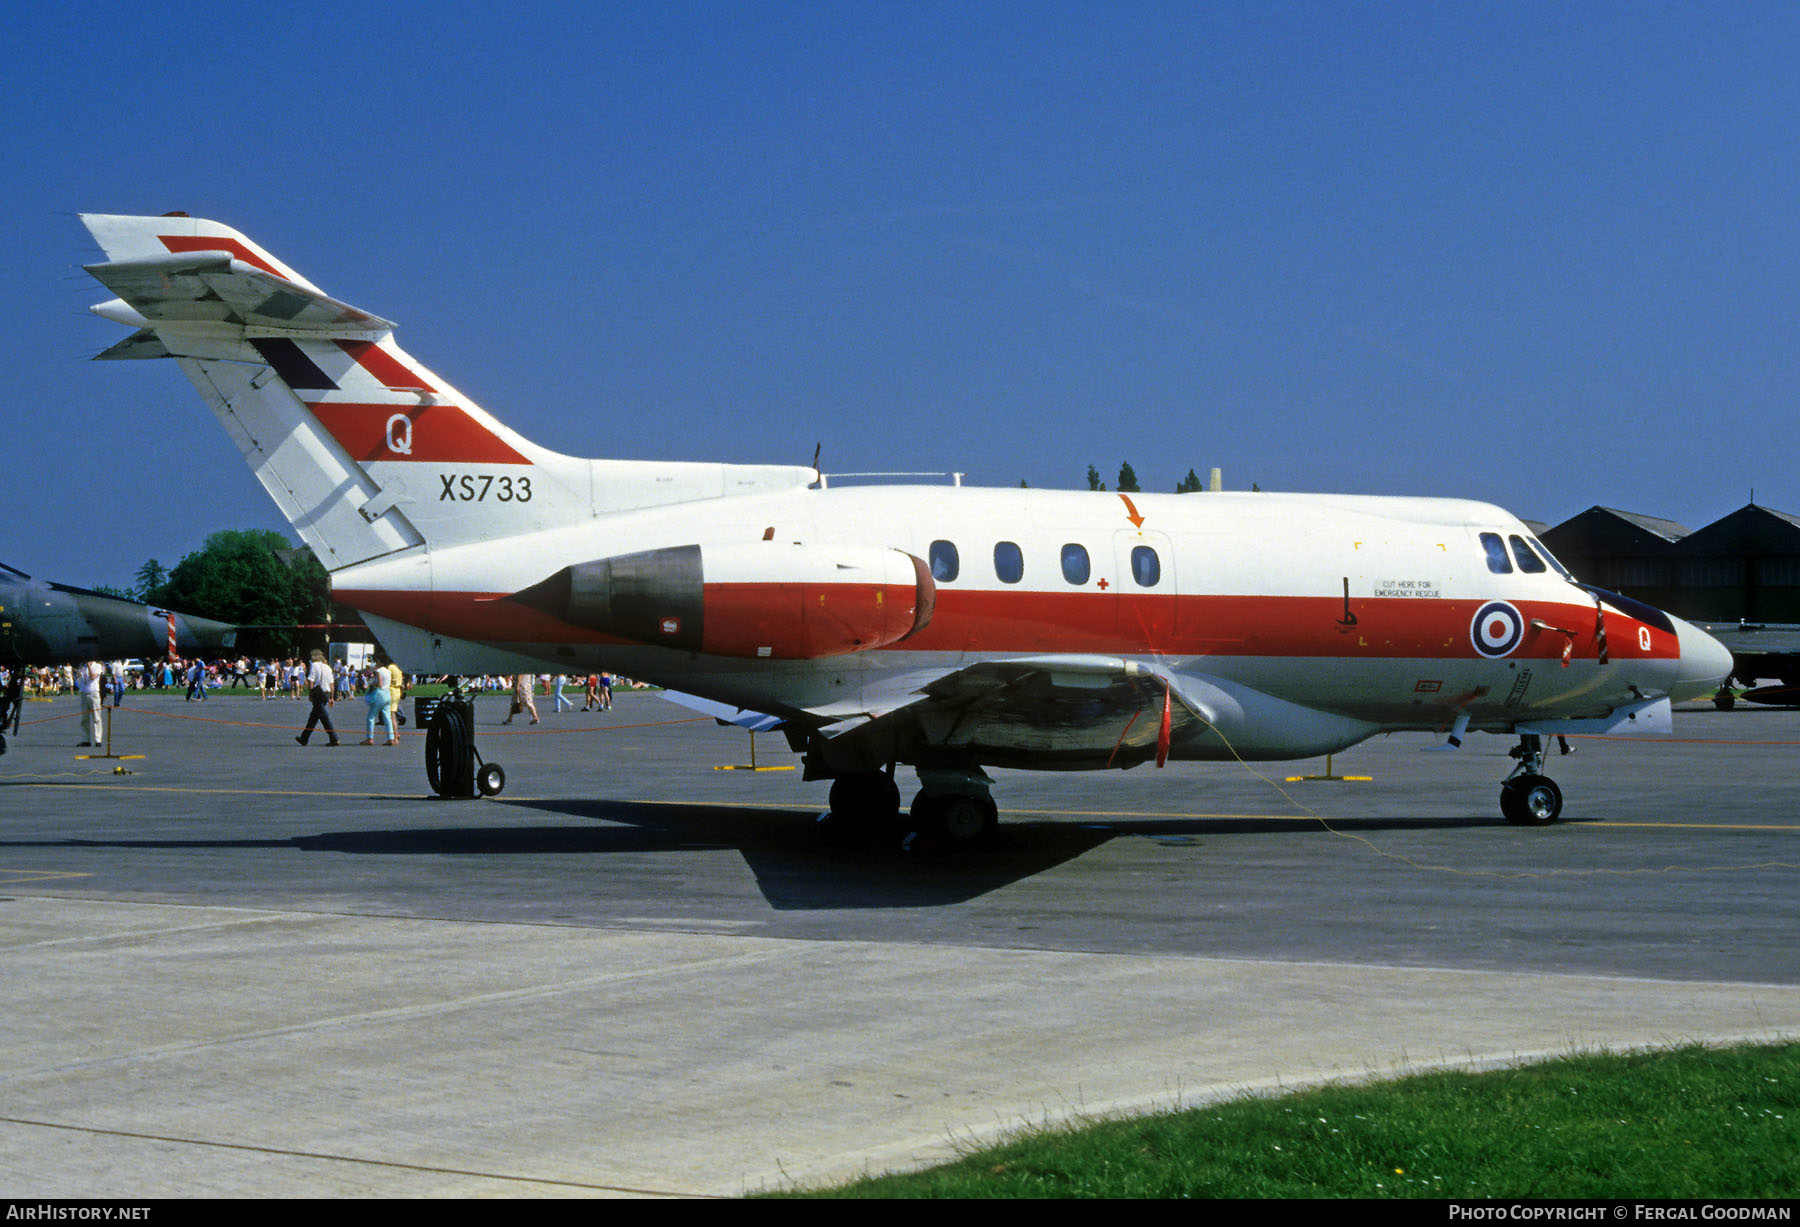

{"left": 0, "top": 564, "right": 237, "bottom": 750}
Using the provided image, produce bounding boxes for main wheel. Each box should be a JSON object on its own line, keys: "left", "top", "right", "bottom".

{"left": 908, "top": 790, "right": 945, "bottom": 828}
{"left": 1501, "top": 774, "right": 1562, "bottom": 825}
{"left": 935, "top": 795, "right": 997, "bottom": 844}
{"left": 829, "top": 771, "right": 900, "bottom": 823}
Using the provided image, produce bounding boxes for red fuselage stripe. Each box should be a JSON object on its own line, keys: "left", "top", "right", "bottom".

{"left": 335, "top": 586, "right": 1676, "bottom": 661}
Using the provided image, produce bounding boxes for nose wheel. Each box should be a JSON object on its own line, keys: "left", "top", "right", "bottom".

{"left": 1500, "top": 734, "right": 1564, "bottom": 825}
{"left": 1501, "top": 773, "right": 1562, "bottom": 825}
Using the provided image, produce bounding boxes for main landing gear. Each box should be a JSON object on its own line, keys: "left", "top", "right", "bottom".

{"left": 822, "top": 765, "right": 999, "bottom": 850}
{"left": 1499, "top": 733, "right": 1568, "bottom": 825}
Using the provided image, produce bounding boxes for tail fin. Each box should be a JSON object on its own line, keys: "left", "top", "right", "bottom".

{"left": 80, "top": 214, "right": 812, "bottom": 570}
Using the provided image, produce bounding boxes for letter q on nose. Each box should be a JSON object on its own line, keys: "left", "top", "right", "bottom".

{"left": 386, "top": 414, "right": 414, "bottom": 455}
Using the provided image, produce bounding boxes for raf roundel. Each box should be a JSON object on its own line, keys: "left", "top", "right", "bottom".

{"left": 1470, "top": 600, "right": 1525, "bottom": 658}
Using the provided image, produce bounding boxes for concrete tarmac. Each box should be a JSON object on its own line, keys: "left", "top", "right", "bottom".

{"left": 1, "top": 689, "right": 1796, "bottom": 1196}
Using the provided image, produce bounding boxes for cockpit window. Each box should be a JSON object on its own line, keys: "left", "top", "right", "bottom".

{"left": 1509, "top": 534, "right": 1547, "bottom": 573}
{"left": 929, "top": 540, "right": 959, "bottom": 582}
{"left": 993, "top": 541, "right": 1024, "bottom": 584}
{"left": 1528, "top": 536, "right": 1574, "bottom": 580}
{"left": 1480, "top": 532, "right": 1512, "bottom": 574}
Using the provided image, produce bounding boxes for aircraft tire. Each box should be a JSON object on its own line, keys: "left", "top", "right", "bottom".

{"left": 1501, "top": 774, "right": 1562, "bottom": 826}
{"left": 426, "top": 701, "right": 475, "bottom": 799}
{"left": 829, "top": 772, "right": 900, "bottom": 824}
{"left": 944, "top": 795, "right": 997, "bottom": 843}
{"left": 920, "top": 794, "right": 997, "bottom": 845}
{"left": 908, "top": 789, "right": 944, "bottom": 827}
{"left": 477, "top": 762, "right": 506, "bottom": 797}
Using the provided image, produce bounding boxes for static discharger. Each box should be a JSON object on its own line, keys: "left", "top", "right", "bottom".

{"left": 712, "top": 729, "right": 796, "bottom": 773}
{"left": 1284, "top": 753, "right": 1371, "bottom": 783}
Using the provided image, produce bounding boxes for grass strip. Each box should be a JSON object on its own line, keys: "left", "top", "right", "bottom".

{"left": 770, "top": 1042, "right": 1798, "bottom": 1198}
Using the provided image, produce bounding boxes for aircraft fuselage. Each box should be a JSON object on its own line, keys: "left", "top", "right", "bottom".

{"left": 332, "top": 484, "right": 1720, "bottom": 767}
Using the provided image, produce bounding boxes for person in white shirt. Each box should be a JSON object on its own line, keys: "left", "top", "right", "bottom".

{"left": 76, "top": 661, "right": 103, "bottom": 746}
{"left": 296, "top": 650, "right": 340, "bottom": 747}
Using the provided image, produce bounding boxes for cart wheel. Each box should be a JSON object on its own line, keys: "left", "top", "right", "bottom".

{"left": 477, "top": 761, "right": 506, "bottom": 797}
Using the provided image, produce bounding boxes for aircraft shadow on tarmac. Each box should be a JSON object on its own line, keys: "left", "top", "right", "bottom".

{"left": 2, "top": 803, "right": 1511, "bottom": 911}
{"left": 485, "top": 798, "right": 1108, "bottom": 909}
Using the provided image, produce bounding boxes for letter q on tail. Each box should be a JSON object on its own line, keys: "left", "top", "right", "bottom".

{"left": 385, "top": 414, "right": 415, "bottom": 456}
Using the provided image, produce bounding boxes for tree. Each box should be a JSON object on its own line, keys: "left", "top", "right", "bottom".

{"left": 155, "top": 530, "right": 332, "bottom": 650}
{"left": 1086, "top": 464, "right": 1106, "bottom": 492}
{"left": 134, "top": 558, "right": 168, "bottom": 603}
{"left": 1175, "top": 468, "right": 1204, "bottom": 494}
{"left": 1116, "top": 462, "right": 1140, "bottom": 493}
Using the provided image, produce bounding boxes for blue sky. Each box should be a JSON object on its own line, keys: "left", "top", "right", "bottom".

{"left": 8, "top": 2, "right": 1798, "bottom": 586}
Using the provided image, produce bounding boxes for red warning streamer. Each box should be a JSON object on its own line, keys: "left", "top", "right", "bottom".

{"left": 1156, "top": 681, "right": 1172, "bottom": 768}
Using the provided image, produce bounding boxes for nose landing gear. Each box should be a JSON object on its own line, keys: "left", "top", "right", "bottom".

{"left": 1500, "top": 733, "right": 1567, "bottom": 825}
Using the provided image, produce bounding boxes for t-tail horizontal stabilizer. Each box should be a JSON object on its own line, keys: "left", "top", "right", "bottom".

{"left": 79, "top": 214, "right": 817, "bottom": 571}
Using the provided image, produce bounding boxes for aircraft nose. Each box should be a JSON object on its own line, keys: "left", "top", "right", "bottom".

{"left": 1669, "top": 615, "right": 1734, "bottom": 702}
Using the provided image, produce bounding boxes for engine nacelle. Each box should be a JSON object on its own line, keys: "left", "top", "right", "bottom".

{"left": 509, "top": 542, "right": 935, "bottom": 659}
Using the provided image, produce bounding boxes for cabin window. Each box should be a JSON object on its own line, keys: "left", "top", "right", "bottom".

{"left": 929, "top": 540, "right": 959, "bottom": 582}
{"left": 1060, "top": 543, "right": 1090, "bottom": 585}
{"left": 994, "top": 541, "right": 1024, "bottom": 584}
{"left": 1509, "top": 534, "right": 1547, "bottom": 573}
{"left": 1130, "top": 545, "right": 1161, "bottom": 587}
{"left": 1480, "top": 532, "right": 1512, "bottom": 574}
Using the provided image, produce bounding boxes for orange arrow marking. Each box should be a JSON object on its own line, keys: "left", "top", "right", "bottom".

{"left": 1118, "top": 493, "right": 1145, "bottom": 528}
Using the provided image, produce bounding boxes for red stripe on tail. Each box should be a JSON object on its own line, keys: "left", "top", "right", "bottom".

{"left": 158, "top": 235, "right": 288, "bottom": 280}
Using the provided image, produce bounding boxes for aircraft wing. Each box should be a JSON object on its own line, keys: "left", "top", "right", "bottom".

{"left": 817, "top": 655, "right": 1211, "bottom": 771}
{"left": 659, "top": 689, "right": 788, "bottom": 732}
{"left": 85, "top": 251, "right": 393, "bottom": 333}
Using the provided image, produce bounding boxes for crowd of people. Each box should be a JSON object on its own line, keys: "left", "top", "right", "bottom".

{"left": 1, "top": 659, "right": 631, "bottom": 749}
{"left": 4, "top": 660, "right": 627, "bottom": 702}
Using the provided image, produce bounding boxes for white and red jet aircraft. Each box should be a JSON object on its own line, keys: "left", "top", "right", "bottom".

{"left": 78, "top": 213, "right": 1733, "bottom": 839}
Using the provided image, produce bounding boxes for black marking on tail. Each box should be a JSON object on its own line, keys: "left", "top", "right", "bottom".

{"left": 250, "top": 338, "right": 337, "bottom": 390}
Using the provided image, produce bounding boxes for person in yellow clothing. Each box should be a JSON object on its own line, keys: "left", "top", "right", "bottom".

{"left": 388, "top": 664, "right": 407, "bottom": 735}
